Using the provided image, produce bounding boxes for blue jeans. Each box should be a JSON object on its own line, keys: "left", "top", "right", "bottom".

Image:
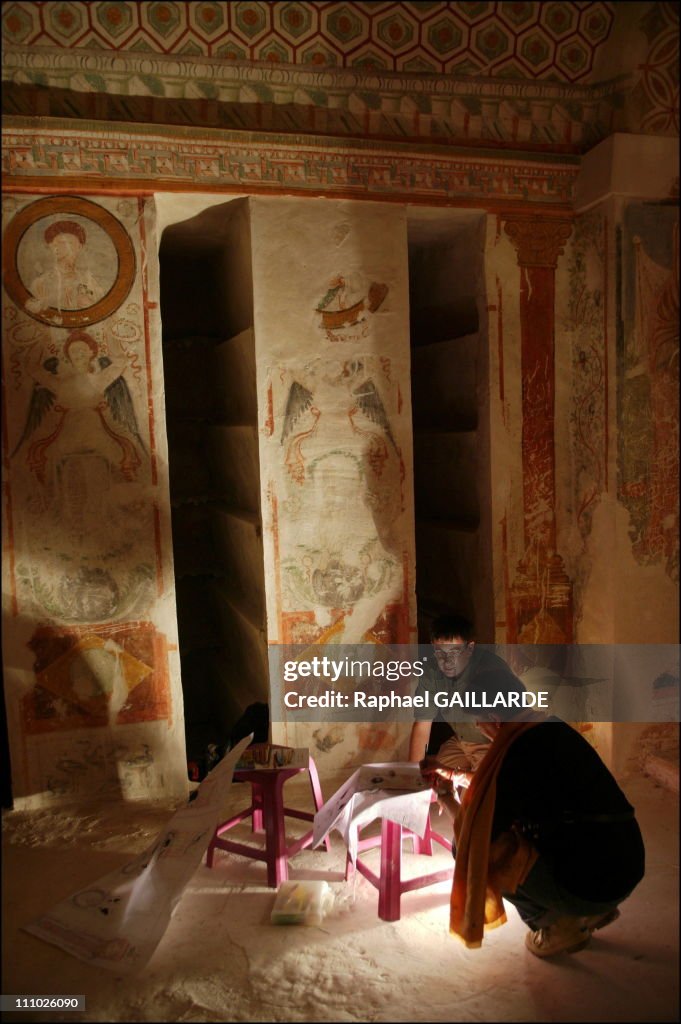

{"left": 503, "top": 855, "right": 625, "bottom": 930}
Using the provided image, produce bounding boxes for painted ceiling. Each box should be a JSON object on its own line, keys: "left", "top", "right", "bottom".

{"left": 0, "top": 1, "right": 622, "bottom": 81}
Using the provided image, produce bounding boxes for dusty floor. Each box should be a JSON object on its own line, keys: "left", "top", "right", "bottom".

{"left": 2, "top": 769, "right": 678, "bottom": 1023}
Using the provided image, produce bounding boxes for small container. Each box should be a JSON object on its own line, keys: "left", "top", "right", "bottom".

{"left": 270, "top": 880, "right": 333, "bottom": 926}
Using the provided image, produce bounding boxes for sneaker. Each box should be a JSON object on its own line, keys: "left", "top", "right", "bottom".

{"left": 582, "top": 908, "right": 621, "bottom": 933}
{"left": 525, "top": 917, "right": 591, "bottom": 958}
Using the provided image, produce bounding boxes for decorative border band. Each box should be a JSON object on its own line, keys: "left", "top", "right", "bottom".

{"left": 2, "top": 44, "right": 629, "bottom": 151}
{"left": 2, "top": 117, "right": 579, "bottom": 207}
{"left": 2, "top": 45, "right": 628, "bottom": 104}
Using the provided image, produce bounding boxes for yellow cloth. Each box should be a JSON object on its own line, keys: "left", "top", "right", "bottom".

{"left": 449, "top": 721, "right": 541, "bottom": 948}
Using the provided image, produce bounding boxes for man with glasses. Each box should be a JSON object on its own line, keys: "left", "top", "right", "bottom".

{"left": 408, "top": 613, "right": 525, "bottom": 783}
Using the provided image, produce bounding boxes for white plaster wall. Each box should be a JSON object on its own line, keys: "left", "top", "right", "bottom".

{"left": 154, "top": 192, "right": 248, "bottom": 243}
{"left": 575, "top": 135, "right": 680, "bottom": 214}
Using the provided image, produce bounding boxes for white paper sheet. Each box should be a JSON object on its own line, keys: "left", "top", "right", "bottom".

{"left": 312, "top": 763, "right": 433, "bottom": 862}
{"left": 356, "top": 762, "right": 431, "bottom": 792}
{"left": 24, "top": 735, "right": 253, "bottom": 974}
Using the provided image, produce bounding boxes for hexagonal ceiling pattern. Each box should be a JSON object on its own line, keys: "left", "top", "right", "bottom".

{"left": 2, "top": 1, "right": 617, "bottom": 82}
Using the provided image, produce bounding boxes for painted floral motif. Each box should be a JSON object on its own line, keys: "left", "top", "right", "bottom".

{"left": 567, "top": 209, "right": 607, "bottom": 541}
{"left": 618, "top": 204, "right": 679, "bottom": 582}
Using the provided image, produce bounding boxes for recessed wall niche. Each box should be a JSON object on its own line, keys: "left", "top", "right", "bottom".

{"left": 160, "top": 199, "right": 268, "bottom": 762}
{"left": 407, "top": 208, "right": 493, "bottom": 643}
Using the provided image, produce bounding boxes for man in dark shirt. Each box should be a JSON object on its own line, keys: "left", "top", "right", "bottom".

{"left": 435, "top": 702, "right": 645, "bottom": 958}
{"left": 408, "top": 614, "right": 524, "bottom": 771}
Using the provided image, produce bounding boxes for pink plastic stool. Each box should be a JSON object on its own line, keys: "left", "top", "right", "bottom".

{"left": 206, "top": 756, "right": 329, "bottom": 887}
{"left": 346, "top": 805, "right": 453, "bottom": 921}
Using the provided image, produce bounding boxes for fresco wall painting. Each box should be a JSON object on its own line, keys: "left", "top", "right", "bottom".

{"left": 564, "top": 208, "right": 609, "bottom": 631}
{"left": 250, "top": 197, "right": 416, "bottom": 767}
{"left": 567, "top": 209, "right": 609, "bottom": 542}
{"left": 2, "top": 192, "right": 186, "bottom": 807}
{"left": 618, "top": 202, "right": 679, "bottom": 587}
{"left": 2, "top": 123, "right": 677, "bottom": 790}
{"left": 502, "top": 215, "right": 575, "bottom": 645}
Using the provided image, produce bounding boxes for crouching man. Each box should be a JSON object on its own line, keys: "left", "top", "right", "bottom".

{"left": 431, "top": 695, "right": 645, "bottom": 958}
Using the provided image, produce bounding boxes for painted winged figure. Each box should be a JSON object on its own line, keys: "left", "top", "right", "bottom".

{"left": 13, "top": 330, "right": 145, "bottom": 485}
{"left": 280, "top": 380, "right": 320, "bottom": 484}
{"left": 280, "top": 361, "right": 398, "bottom": 484}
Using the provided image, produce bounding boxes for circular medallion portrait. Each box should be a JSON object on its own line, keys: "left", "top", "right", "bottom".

{"left": 3, "top": 196, "right": 136, "bottom": 328}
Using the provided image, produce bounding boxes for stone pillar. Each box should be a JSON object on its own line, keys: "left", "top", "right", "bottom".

{"left": 249, "top": 196, "right": 416, "bottom": 769}
{"left": 503, "top": 217, "right": 574, "bottom": 643}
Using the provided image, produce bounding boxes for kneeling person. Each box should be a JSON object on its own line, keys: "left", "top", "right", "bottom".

{"left": 432, "top": 697, "right": 645, "bottom": 958}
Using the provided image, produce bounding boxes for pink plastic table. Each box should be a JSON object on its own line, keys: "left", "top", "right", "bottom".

{"left": 346, "top": 803, "right": 454, "bottom": 921}
{"left": 206, "top": 757, "right": 329, "bottom": 887}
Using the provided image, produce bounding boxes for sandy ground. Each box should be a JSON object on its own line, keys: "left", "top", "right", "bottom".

{"left": 2, "top": 770, "right": 678, "bottom": 1023}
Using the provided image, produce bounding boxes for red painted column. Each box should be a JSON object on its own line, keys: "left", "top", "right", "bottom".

{"left": 504, "top": 218, "right": 574, "bottom": 644}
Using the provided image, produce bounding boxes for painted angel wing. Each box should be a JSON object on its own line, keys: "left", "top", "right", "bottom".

{"left": 11, "top": 361, "right": 58, "bottom": 457}
{"left": 281, "top": 380, "right": 315, "bottom": 443}
{"left": 351, "top": 378, "right": 397, "bottom": 450}
{"left": 100, "top": 357, "right": 146, "bottom": 453}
